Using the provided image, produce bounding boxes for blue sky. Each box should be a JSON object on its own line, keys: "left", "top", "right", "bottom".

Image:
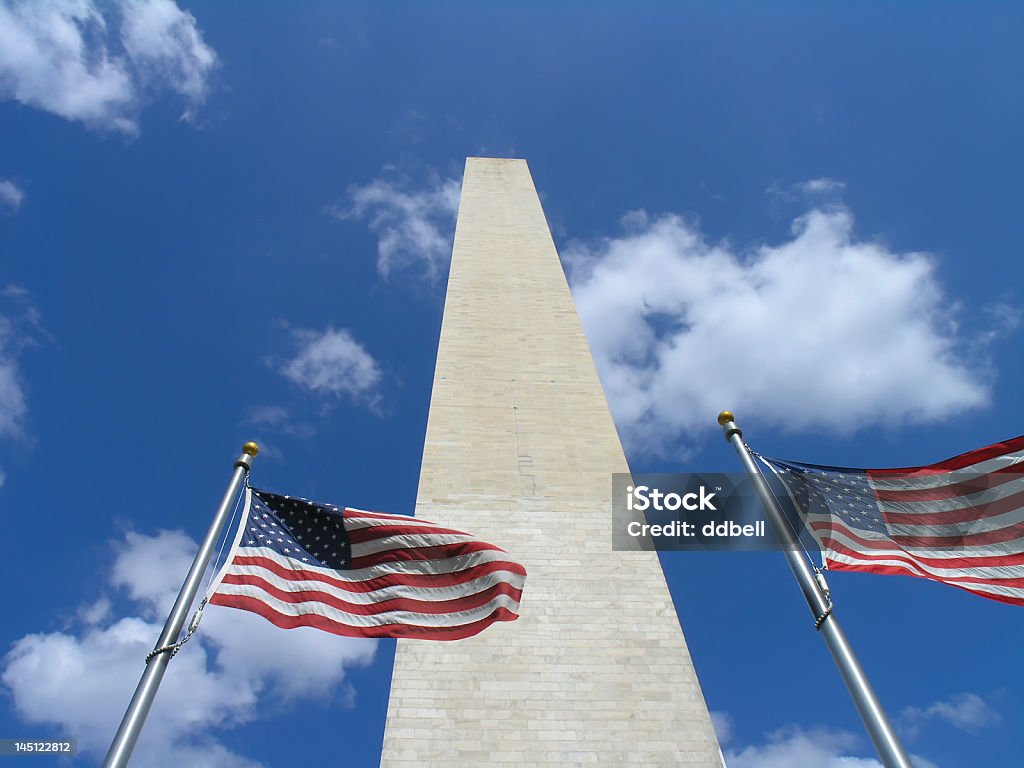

{"left": 1, "top": 2, "right": 1022, "bottom": 766}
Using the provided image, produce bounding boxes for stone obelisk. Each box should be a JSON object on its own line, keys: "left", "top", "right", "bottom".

{"left": 380, "top": 158, "right": 722, "bottom": 766}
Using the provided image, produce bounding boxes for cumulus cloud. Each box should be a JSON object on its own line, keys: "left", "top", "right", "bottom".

{"left": 0, "top": 0, "right": 217, "bottom": 135}
{"left": 248, "top": 328, "right": 381, "bottom": 444}
{"left": 330, "top": 169, "right": 1003, "bottom": 456}
{"left": 331, "top": 171, "right": 460, "bottom": 281}
{"left": 899, "top": 693, "right": 1001, "bottom": 741}
{"left": 724, "top": 724, "right": 937, "bottom": 768}
{"left": 120, "top": 0, "right": 216, "bottom": 115}
{"left": 0, "top": 179, "right": 24, "bottom": 211}
{"left": 78, "top": 596, "right": 112, "bottom": 626}
{"left": 566, "top": 206, "right": 992, "bottom": 456}
{"left": 111, "top": 530, "right": 198, "bottom": 617}
{"left": 280, "top": 326, "right": 383, "bottom": 407}
{"left": 2, "top": 529, "right": 377, "bottom": 767}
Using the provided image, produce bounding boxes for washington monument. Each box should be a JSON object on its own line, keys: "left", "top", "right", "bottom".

{"left": 380, "top": 158, "right": 722, "bottom": 766}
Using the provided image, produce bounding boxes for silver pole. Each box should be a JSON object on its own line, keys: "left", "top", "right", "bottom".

{"left": 717, "top": 412, "right": 911, "bottom": 768}
{"left": 102, "top": 442, "right": 259, "bottom": 768}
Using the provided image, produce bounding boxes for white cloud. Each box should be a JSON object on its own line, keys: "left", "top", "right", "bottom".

{"left": 333, "top": 172, "right": 460, "bottom": 280}
{"left": 798, "top": 178, "right": 847, "bottom": 195}
{"left": 566, "top": 206, "right": 991, "bottom": 456}
{"left": 111, "top": 529, "right": 198, "bottom": 617}
{"left": 330, "top": 169, "right": 1002, "bottom": 456}
{"left": 280, "top": 326, "right": 382, "bottom": 406}
{"left": 724, "top": 724, "right": 937, "bottom": 768}
{"left": 2, "top": 529, "right": 377, "bottom": 767}
{"left": 243, "top": 405, "right": 314, "bottom": 441}
{"left": 120, "top": 0, "right": 216, "bottom": 116}
{"left": 900, "top": 693, "right": 1001, "bottom": 740}
{"left": 0, "top": 179, "right": 24, "bottom": 211}
{"left": 711, "top": 710, "right": 734, "bottom": 745}
{"left": 767, "top": 177, "right": 846, "bottom": 204}
{"left": 0, "top": 288, "right": 50, "bottom": 488}
{"left": 726, "top": 726, "right": 878, "bottom": 768}
{"left": 245, "top": 405, "right": 289, "bottom": 428}
{"left": 0, "top": 352, "right": 26, "bottom": 439}
{"left": 0, "top": 290, "right": 37, "bottom": 440}
{"left": 3, "top": 618, "right": 261, "bottom": 768}
{"left": 0, "top": 0, "right": 217, "bottom": 135}
{"left": 78, "top": 597, "right": 112, "bottom": 626}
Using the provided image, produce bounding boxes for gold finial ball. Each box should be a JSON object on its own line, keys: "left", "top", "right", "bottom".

{"left": 242, "top": 441, "right": 260, "bottom": 456}
{"left": 717, "top": 411, "right": 735, "bottom": 426}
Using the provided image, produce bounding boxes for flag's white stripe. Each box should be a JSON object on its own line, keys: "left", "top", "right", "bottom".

{"left": 234, "top": 545, "right": 522, "bottom": 582}
{"left": 223, "top": 561, "right": 525, "bottom": 604}
{"left": 351, "top": 531, "right": 492, "bottom": 559}
{"left": 873, "top": 475, "right": 1024, "bottom": 514}
{"left": 214, "top": 582, "right": 522, "bottom": 629}
{"left": 868, "top": 453, "right": 1024, "bottom": 491}
{"left": 884, "top": 505, "right": 1024, "bottom": 537}
{"left": 343, "top": 513, "right": 445, "bottom": 532}
{"left": 814, "top": 527, "right": 1024, "bottom": 577}
{"left": 804, "top": 513, "right": 1024, "bottom": 556}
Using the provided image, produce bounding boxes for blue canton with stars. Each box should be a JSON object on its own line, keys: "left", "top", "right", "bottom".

{"left": 242, "top": 489, "right": 353, "bottom": 569}
{"left": 760, "top": 458, "right": 889, "bottom": 536}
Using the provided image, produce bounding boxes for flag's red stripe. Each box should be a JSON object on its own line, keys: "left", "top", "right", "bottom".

{"left": 208, "top": 593, "right": 520, "bottom": 640}
{"left": 873, "top": 466, "right": 1023, "bottom": 502}
{"left": 351, "top": 541, "right": 505, "bottom": 570}
{"left": 823, "top": 559, "right": 1024, "bottom": 607}
{"left": 867, "top": 436, "right": 1024, "bottom": 477}
{"left": 880, "top": 487, "right": 1024, "bottom": 525}
{"left": 810, "top": 524, "right": 1024, "bottom": 567}
{"left": 230, "top": 554, "right": 527, "bottom": 592}
{"left": 218, "top": 572, "right": 523, "bottom": 616}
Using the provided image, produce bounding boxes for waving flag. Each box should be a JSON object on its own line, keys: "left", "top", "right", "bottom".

{"left": 758, "top": 436, "right": 1024, "bottom": 606}
{"left": 209, "top": 488, "right": 526, "bottom": 640}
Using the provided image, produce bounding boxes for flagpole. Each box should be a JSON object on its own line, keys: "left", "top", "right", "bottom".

{"left": 717, "top": 412, "right": 912, "bottom": 768}
{"left": 101, "top": 442, "right": 259, "bottom": 768}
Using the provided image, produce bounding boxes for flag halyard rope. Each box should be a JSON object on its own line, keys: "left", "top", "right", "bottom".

{"left": 144, "top": 481, "right": 248, "bottom": 664}
{"left": 752, "top": 448, "right": 835, "bottom": 630}
{"left": 752, "top": 449, "right": 828, "bottom": 572}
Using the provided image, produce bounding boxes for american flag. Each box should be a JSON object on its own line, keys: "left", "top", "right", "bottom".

{"left": 758, "top": 436, "right": 1024, "bottom": 606}
{"left": 208, "top": 488, "right": 526, "bottom": 640}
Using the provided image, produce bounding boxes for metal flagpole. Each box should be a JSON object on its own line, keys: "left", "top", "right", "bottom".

{"left": 717, "top": 412, "right": 912, "bottom": 768}
{"left": 101, "top": 442, "right": 259, "bottom": 768}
